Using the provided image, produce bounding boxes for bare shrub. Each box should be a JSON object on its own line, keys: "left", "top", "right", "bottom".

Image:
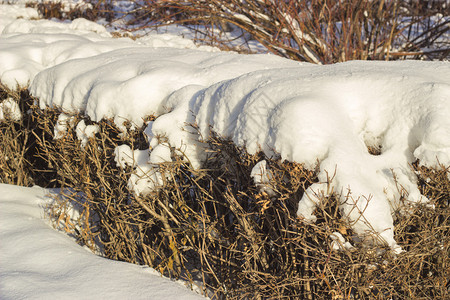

{"left": 122, "top": 0, "right": 449, "bottom": 62}
{"left": 0, "top": 107, "right": 32, "bottom": 185}
{"left": 0, "top": 84, "right": 56, "bottom": 186}
{"left": 24, "top": 0, "right": 448, "bottom": 61}
{"left": 34, "top": 111, "right": 448, "bottom": 298}
{"left": 33, "top": 109, "right": 151, "bottom": 254}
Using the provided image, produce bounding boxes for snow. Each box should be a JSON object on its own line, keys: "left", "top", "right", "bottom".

{"left": 29, "top": 48, "right": 299, "bottom": 128}
{"left": 0, "top": 97, "right": 22, "bottom": 122}
{"left": 75, "top": 119, "right": 99, "bottom": 147}
{"left": 114, "top": 144, "right": 139, "bottom": 168}
{"left": 0, "top": 184, "right": 204, "bottom": 299}
{"left": 113, "top": 143, "right": 170, "bottom": 194}
{"left": 330, "top": 232, "right": 354, "bottom": 251}
{"left": 0, "top": 4, "right": 219, "bottom": 89}
{"left": 251, "top": 160, "right": 275, "bottom": 197}
{"left": 0, "top": 3, "right": 39, "bottom": 33}
{"left": 1, "top": 2, "right": 450, "bottom": 260}
{"left": 54, "top": 113, "right": 75, "bottom": 139}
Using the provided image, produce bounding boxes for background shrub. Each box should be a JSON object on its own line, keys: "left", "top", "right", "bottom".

{"left": 76, "top": 0, "right": 449, "bottom": 63}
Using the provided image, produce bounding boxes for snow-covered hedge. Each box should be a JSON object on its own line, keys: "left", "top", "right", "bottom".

{"left": 23, "top": 45, "right": 450, "bottom": 254}
{"left": 1, "top": 84, "right": 450, "bottom": 298}
{"left": 1, "top": 5, "right": 449, "bottom": 298}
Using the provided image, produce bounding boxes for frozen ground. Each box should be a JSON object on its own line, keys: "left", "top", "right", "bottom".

{"left": 0, "top": 3, "right": 449, "bottom": 297}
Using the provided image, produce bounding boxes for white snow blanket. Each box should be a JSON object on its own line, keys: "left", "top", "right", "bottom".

{"left": 1, "top": 4, "right": 449, "bottom": 252}
{"left": 0, "top": 184, "right": 204, "bottom": 299}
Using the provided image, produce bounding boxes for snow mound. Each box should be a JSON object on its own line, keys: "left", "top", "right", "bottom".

{"left": 0, "top": 4, "right": 39, "bottom": 33}
{"left": 0, "top": 30, "right": 137, "bottom": 88}
{"left": 30, "top": 47, "right": 298, "bottom": 127}
{"left": 0, "top": 5, "right": 220, "bottom": 89}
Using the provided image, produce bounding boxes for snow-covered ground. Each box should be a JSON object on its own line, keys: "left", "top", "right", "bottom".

{"left": 0, "top": 184, "right": 204, "bottom": 299}
{"left": 0, "top": 3, "right": 449, "bottom": 298}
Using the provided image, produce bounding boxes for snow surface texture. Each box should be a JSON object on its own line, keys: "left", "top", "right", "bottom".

{"left": 1, "top": 5, "right": 450, "bottom": 252}
{"left": 0, "top": 184, "right": 205, "bottom": 299}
